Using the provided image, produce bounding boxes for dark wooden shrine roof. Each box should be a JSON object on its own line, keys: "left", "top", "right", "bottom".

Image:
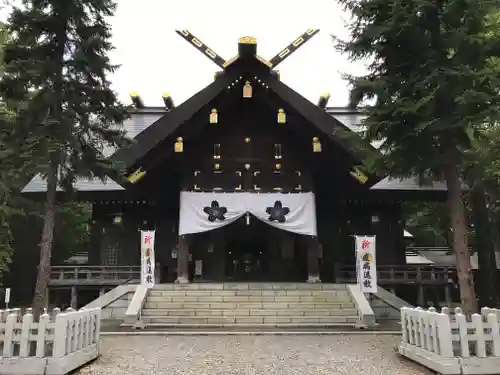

{"left": 22, "top": 34, "right": 448, "bottom": 196}
{"left": 22, "top": 106, "right": 447, "bottom": 194}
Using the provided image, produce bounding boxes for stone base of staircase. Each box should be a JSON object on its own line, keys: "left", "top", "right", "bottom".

{"left": 138, "top": 283, "right": 361, "bottom": 329}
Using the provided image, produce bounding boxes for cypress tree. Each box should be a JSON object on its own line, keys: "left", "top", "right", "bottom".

{"left": 0, "top": 0, "right": 130, "bottom": 314}
{"left": 337, "top": 0, "right": 500, "bottom": 313}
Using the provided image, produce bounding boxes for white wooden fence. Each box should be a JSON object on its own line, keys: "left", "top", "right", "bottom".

{"left": 399, "top": 306, "right": 500, "bottom": 375}
{"left": 0, "top": 307, "right": 101, "bottom": 375}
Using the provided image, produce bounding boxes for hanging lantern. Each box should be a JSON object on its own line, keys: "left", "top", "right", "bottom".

{"left": 277, "top": 108, "right": 286, "bottom": 124}
{"left": 209, "top": 108, "right": 218, "bottom": 124}
{"left": 174, "top": 137, "right": 184, "bottom": 153}
{"left": 243, "top": 81, "right": 253, "bottom": 98}
{"left": 312, "top": 137, "right": 322, "bottom": 152}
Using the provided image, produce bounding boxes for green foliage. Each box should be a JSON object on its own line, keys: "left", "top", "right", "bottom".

{"left": 0, "top": 0, "right": 131, "bottom": 187}
{"left": 335, "top": 0, "right": 500, "bottom": 313}
{"left": 0, "top": 0, "right": 130, "bottom": 310}
{"left": 52, "top": 202, "right": 91, "bottom": 264}
{"left": 403, "top": 202, "right": 450, "bottom": 247}
{"left": 336, "top": 0, "right": 500, "bottom": 177}
{"left": 0, "top": 22, "right": 20, "bottom": 284}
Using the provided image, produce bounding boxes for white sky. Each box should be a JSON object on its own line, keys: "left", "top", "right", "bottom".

{"left": 1, "top": 0, "right": 369, "bottom": 107}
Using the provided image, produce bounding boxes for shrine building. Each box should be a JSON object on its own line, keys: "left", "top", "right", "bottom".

{"left": 22, "top": 30, "right": 447, "bottom": 287}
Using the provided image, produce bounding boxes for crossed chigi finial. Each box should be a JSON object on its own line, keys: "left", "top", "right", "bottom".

{"left": 174, "top": 29, "right": 320, "bottom": 70}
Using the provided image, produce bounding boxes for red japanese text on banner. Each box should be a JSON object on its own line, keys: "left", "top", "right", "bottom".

{"left": 355, "top": 235, "right": 377, "bottom": 293}
{"left": 141, "top": 230, "right": 156, "bottom": 288}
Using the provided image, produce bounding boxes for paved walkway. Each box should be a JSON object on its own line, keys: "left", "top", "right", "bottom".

{"left": 77, "top": 335, "right": 431, "bottom": 375}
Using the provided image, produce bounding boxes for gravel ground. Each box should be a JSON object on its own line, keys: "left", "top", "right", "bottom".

{"left": 76, "top": 335, "right": 432, "bottom": 375}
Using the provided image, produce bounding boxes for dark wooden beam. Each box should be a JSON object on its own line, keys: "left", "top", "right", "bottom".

{"left": 269, "top": 29, "right": 320, "bottom": 68}
{"left": 175, "top": 30, "right": 227, "bottom": 69}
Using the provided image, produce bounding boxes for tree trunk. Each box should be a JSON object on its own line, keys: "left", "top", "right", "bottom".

{"left": 470, "top": 184, "right": 499, "bottom": 308}
{"left": 443, "top": 148, "right": 477, "bottom": 315}
{"left": 32, "top": 161, "right": 58, "bottom": 316}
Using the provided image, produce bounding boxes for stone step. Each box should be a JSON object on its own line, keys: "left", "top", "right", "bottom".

{"left": 143, "top": 302, "right": 356, "bottom": 310}
{"left": 151, "top": 283, "right": 348, "bottom": 291}
{"left": 147, "top": 290, "right": 351, "bottom": 298}
{"left": 139, "top": 322, "right": 358, "bottom": 329}
{"left": 145, "top": 295, "right": 352, "bottom": 303}
{"left": 140, "top": 316, "right": 358, "bottom": 325}
{"left": 140, "top": 308, "right": 359, "bottom": 317}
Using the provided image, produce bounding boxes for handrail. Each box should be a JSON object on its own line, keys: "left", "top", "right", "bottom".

{"left": 337, "top": 264, "right": 455, "bottom": 285}
{"left": 50, "top": 265, "right": 141, "bottom": 286}
{"left": 51, "top": 265, "right": 141, "bottom": 269}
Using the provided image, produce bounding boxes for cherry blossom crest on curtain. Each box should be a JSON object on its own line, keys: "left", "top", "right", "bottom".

{"left": 178, "top": 192, "right": 317, "bottom": 236}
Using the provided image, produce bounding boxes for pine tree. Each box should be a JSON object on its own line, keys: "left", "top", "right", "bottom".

{"left": 0, "top": 22, "right": 19, "bottom": 284}
{"left": 0, "top": 0, "right": 130, "bottom": 314}
{"left": 336, "top": 0, "right": 500, "bottom": 314}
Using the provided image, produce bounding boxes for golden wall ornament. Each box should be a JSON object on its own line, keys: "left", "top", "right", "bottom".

{"left": 243, "top": 81, "right": 252, "bottom": 98}
{"left": 277, "top": 108, "right": 286, "bottom": 124}
{"left": 174, "top": 137, "right": 184, "bottom": 153}
{"left": 312, "top": 137, "right": 322, "bottom": 152}
{"left": 349, "top": 166, "right": 368, "bottom": 184}
{"left": 209, "top": 108, "right": 218, "bottom": 124}
{"left": 127, "top": 168, "right": 146, "bottom": 184}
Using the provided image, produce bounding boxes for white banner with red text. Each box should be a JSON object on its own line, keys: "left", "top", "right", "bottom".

{"left": 355, "top": 235, "right": 377, "bottom": 293}
{"left": 140, "top": 230, "right": 156, "bottom": 288}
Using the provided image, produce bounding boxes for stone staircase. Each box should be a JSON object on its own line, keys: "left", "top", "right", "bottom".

{"left": 140, "top": 283, "right": 360, "bottom": 328}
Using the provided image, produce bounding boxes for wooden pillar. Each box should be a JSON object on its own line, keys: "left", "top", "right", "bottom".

{"left": 445, "top": 284, "right": 452, "bottom": 306}
{"left": 418, "top": 285, "right": 425, "bottom": 307}
{"left": 307, "top": 236, "right": 321, "bottom": 283}
{"left": 88, "top": 206, "right": 102, "bottom": 265}
{"left": 70, "top": 286, "right": 78, "bottom": 309}
{"left": 176, "top": 235, "right": 189, "bottom": 283}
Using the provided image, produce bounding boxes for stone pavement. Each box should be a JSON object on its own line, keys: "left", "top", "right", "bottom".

{"left": 76, "top": 335, "right": 432, "bottom": 375}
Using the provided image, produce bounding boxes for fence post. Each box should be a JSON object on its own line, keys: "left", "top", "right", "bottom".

{"left": 429, "top": 311, "right": 439, "bottom": 354}
{"left": 401, "top": 307, "right": 408, "bottom": 344}
{"left": 455, "top": 310, "right": 469, "bottom": 357}
{"left": 487, "top": 312, "right": 500, "bottom": 357}
{"left": 419, "top": 309, "right": 427, "bottom": 349}
{"left": 52, "top": 313, "right": 68, "bottom": 359}
{"left": 435, "top": 312, "right": 454, "bottom": 357}
{"left": 52, "top": 307, "right": 61, "bottom": 320}
{"left": 95, "top": 308, "right": 101, "bottom": 341}
{"left": 19, "top": 312, "right": 33, "bottom": 357}
{"left": 2, "top": 313, "right": 17, "bottom": 357}
{"left": 471, "top": 313, "right": 486, "bottom": 357}
{"left": 81, "top": 312, "right": 88, "bottom": 348}
{"left": 35, "top": 313, "right": 50, "bottom": 358}
{"left": 408, "top": 310, "right": 415, "bottom": 345}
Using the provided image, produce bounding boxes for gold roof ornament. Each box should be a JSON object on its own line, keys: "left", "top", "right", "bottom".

{"left": 243, "top": 81, "right": 253, "bottom": 98}
{"left": 238, "top": 36, "right": 257, "bottom": 44}
{"left": 312, "top": 137, "right": 322, "bottom": 153}
{"left": 127, "top": 168, "right": 147, "bottom": 184}
{"left": 162, "top": 92, "right": 174, "bottom": 110}
{"left": 350, "top": 166, "right": 368, "bottom": 184}
{"left": 277, "top": 108, "right": 286, "bottom": 124}
{"left": 174, "top": 137, "right": 184, "bottom": 153}
{"left": 130, "top": 91, "right": 144, "bottom": 108}
{"left": 209, "top": 108, "right": 218, "bottom": 124}
{"left": 318, "top": 92, "right": 331, "bottom": 109}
